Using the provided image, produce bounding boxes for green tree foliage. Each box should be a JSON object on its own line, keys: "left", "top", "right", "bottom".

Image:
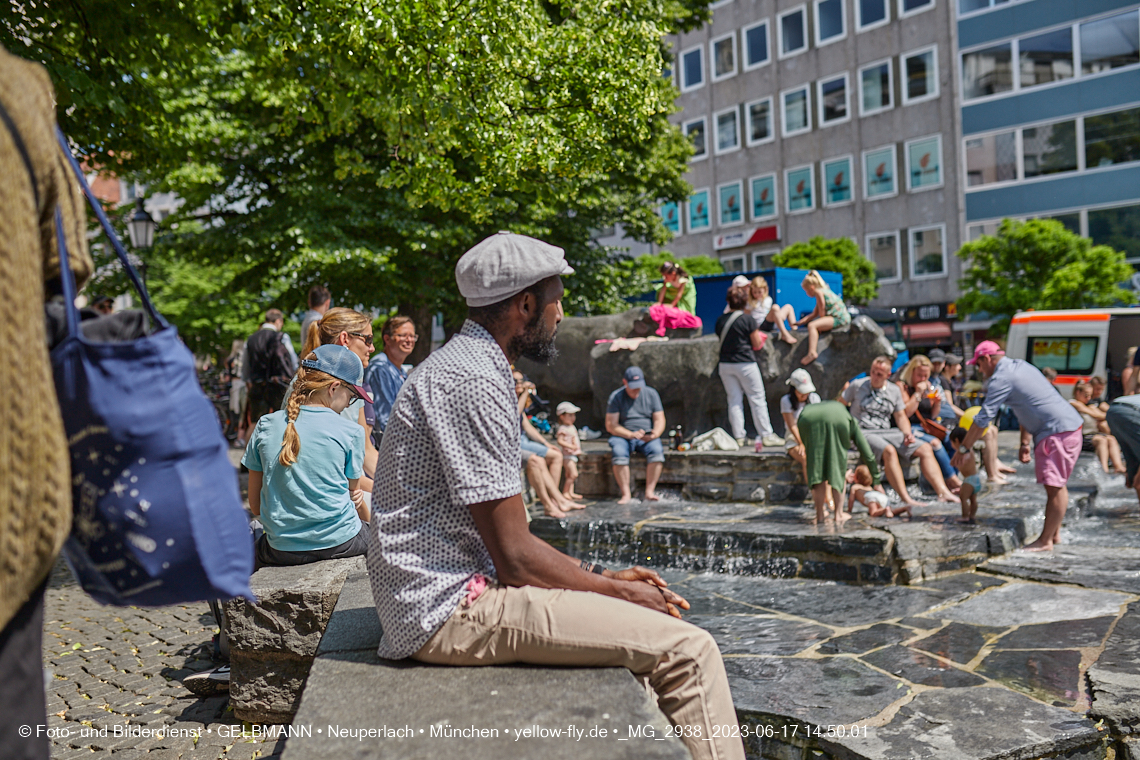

{"left": 4, "top": 0, "right": 711, "bottom": 359}
{"left": 772, "top": 237, "right": 878, "bottom": 305}
{"left": 956, "top": 219, "right": 1135, "bottom": 336}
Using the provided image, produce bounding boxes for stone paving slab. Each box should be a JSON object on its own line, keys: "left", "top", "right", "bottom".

{"left": 982, "top": 545, "right": 1140, "bottom": 595}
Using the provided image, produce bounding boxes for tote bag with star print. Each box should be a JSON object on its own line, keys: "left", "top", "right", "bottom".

{"left": 49, "top": 129, "right": 254, "bottom": 606}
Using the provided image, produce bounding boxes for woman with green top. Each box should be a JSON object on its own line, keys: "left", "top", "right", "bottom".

{"left": 657, "top": 261, "right": 697, "bottom": 315}
{"left": 797, "top": 400, "right": 882, "bottom": 524}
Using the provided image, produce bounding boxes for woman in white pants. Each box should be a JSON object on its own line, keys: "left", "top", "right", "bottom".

{"left": 715, "top": 286, "right": 785, "bottom": 448}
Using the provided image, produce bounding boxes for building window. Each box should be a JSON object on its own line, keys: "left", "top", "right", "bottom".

{"left": 660, "top": 202, "right": 681, "bottom": 234}
{"left": 718, "top": 181, "right": 745, "bottom": 227}
{"left": 746, "top": 98, "right": 774, "bottom": 145}
{"left": 863, "top": 145, "right": 897, "bottom": 198}
{"left": 966, "top": 220, "right": 1002, "bottom": 240}
{"left": 684, "top": 118, "right": 708, "bottom": 161}
{"left": 1022, "top": 120, "right": 1077, "bottom": 178}
{"left": 1085, "top": 106, "right": 1140, "bottom": 168}
{"left": 779, "top": 6, "right": 808, "bottom": 58}
{"left": 899, "top": 0, "right": 933, "bottom": 18}
{"left": 906, "top": 135, "right": 943, "bottom": 191}
{"left": 866, "top": 232, "right": 901, "bottom": 282}
{"left": 715, "top": 107, "right": 741, "bottom": 154}
{"left": 823, "top": 156, "right": 854, "bottom": 206}
{"left": 859, "top": 59, "right": 893, "bottom": 115}
{"left": 752, "top": 250, "right": 779, "bottom": 269}
{"left": 964, "top": 132, "right": 1016, "bottom": 186}
{"left": 751, "top": 174, "right": 778, "bottom": 220}
{"left": 681, "top": 46, "right": 704, "bottom": 91}
{"left": 786, "top": 165, "right": 815, "bottom": 213}
{"left": 818, "top": 73, "right": 850, "bottom": 125}
{"left": 1043, "top": 212, "right": 1081, "bottom": 235}
{"left": 857, "top": 0, "right": 888, "bottom": 31}
{"left": 743, "top": 21, "right": 771, "bottom": 69}
{"left": 711, "top": 33, "right": 737, "bottom": 80}
{"left": 910, "top": 225, "right": 946, "bottom": 279}
{"left": 815, "top": 0, "right": 846, "bottom": 45}
{"left": 688, "top": 189, "right": 711, "bottom": 232}
{"left": 962, "top": 43, "right": 1013, "bottom": 100}
{"left": 782, "top": 85, "right": 811, "bottom": 136}
{"left": 1080, "top": 10, "right": 1140, "bottom": 76}
{"left": 902, "top": 47, "right": 938, "bottom": 103}
{"left": 1019, "top": 27, "right": 1074, "bottom": 88}
{"left": 1089, "top": 203, "right": 1140, "bottom": 261}
{"left": 722, "top": 256, "right": 746, "bottom": 273}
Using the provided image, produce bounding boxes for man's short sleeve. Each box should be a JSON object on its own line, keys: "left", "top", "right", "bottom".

{"left": 648, "top": 388, "right": 664, "bottom": 413}
{"left": 887, "top": 384, "right": 905, "bottom": 414}
{"left": 842, "top": 381, "right": 857, "bottom": 405}
{"left": 606, "top": 389, "right": 624, "bottom": 415}
{"left": 427, "top": 376, "right": 521, "bottom": 506}
{"left": 343, "top": 424, "right": 365, "bottom": 480}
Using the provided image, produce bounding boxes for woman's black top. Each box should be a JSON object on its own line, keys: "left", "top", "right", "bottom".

{"left": 715, "top": 311, "right": 758, "bottom": 364}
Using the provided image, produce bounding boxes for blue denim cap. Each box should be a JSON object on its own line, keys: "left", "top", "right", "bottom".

{"left": 624, "top": 366, "right": 646, "bottom": 389}
{"left": 300, "top": 344, "right": 373, "bottom": 402}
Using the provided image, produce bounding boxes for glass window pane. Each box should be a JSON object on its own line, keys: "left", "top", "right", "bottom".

{"left": 912, "top": 227, "right": 945, "bottom": 277}
{"left": 965, "top": 131, "right": 1017, "bottom": 186}
{"left": 1080, "top": 10, "right": 1140, "bottom": 75}
{"left": 1084, "top": 106, "right": 1140, "bottom": 168}
{"left": 1022, "top": 120, "right": 1077, "bottom": 178}
{"left": 714, "top": 37, "right": 735, "bottom": 77}
{"left": 1044, "top": 213, "right": 1081, "bottom": 235}
{"left": 660, "top": 202, "right": 680, "bottom": 234}
{"left": 1019, "top": 28, "right": 1073, "bottom": 88}
{"left": 959, "top": 0, "right": 991, "bottom": 13}
{"left": 1089, "top": 203, "right": 1140, "bottom": 261}
{"left": 902, "top": 0, "right": 932, "bottom": 12}
{"left": 908, "top": 136, "right": 942, "bottom": 189}
{"left": 751, "top": 175, "right": 778, "bottom": 219}
{"left": 787, "top": 166, "right": 814, "bottom": 211}
{"left": 905, "top": 51, "right": 936, "bottom": 100}
{"left": 864, "top": 148, "right": 896, "bottom": 197}
{"left": 717, "top": 110, "right": 739, "bottom": 151}
{"left": 689, "top": 190, "right": 710, "bottom": 230}
{"left": 962, "top": 44, "right": 1013, "bottom": 99}
{"left": 682, "top": 49, "right": 703, "bottom": 88}
{"left": 748, "top": 100, "right": 772, "bottom": 142}
{"left": 868, "top": 234, "right": 898, "bottom": 280}
{"left": 745, "top": 23, "right": 769, "bottom": 66}
{"left": 861, "top": 63, "right": 891, "bottom": 112}
{"left": 820, "top": 76, "right": 848, "bottom": 122}
{"left": 859, "top": 0, "right": 887, "bottom": 27}
{"left": 818, "top": 0, "right": 844, "bottom": 40}
{"left": 784, "top": 89, "right": 809, "bottom": 133}
{"left": 685, "top": 120, "right": 707, "bottom": 158}
{"left": 719, "top": 183, "right": 743, "bottom": 225}
{"left": 782, "top": 10, "right": 806, "bottom": 54}
{"left": 824, "top": 158, "right": 853, "bottom": 204}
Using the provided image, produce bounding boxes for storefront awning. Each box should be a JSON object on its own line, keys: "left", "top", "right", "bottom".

{"left": 903, "top": 321, "right": 952, "bottom": 342}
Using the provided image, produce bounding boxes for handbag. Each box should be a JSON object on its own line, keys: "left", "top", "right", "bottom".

{"left": 915, "top": 410, "right": 948, "bottom": 441}
{"left": 49, "top": 128, "right": 254, "bottom": 606}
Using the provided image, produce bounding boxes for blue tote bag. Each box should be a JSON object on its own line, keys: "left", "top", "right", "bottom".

{"left": 52, "top": 129, "right": 254, "bottom": 606}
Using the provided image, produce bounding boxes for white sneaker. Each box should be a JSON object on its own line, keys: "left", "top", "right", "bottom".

{"left": 735, "top": 437, "right": 749, "bottom": 447}
{"left": 762, "top": 435, "right": 785, "bottom": 447}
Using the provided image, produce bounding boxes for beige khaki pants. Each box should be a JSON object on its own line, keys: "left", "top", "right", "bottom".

{"left": 413, "top": 584, "right": 745, "bottom": 760}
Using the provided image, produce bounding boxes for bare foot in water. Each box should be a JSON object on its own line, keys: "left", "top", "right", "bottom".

{"left": 835, "top": 511, "right": 851, "bottom": 525}
{"left": 956, "top": 516, "right": 976, "bottom": 524}
{"left": 938, "top": 492, "right": 961, "bottom": 504}
{"left": 1021, "top": 539, "right": 1054, "bottom": 551}
{"left": 565, "top": 501, "right": 587, "bottom": 510}
{"left": 544, "top": 506, "right": 567, "bottom": 518}
{"left": 998, "top": 462, "right": 1017, "bottom": 474}
{"left": 989, "top": 475, "right": 1010, "bottom": 485}
{"left": 800, "top": 351, "right": 818, "bottom": 366}
{"left": 617, "top": 495, "right": 633, "bottom": 505}
{"left": 645, "top": 492, "right": 661, "bottom": 502}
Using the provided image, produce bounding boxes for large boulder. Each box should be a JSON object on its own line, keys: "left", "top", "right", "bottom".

{"left": 588, "top": 315, "right": 894, "bottom": 437}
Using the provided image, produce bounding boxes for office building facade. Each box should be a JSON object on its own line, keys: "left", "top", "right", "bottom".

{"left": 662, "top": 0, "right": 965, "bottom": 318}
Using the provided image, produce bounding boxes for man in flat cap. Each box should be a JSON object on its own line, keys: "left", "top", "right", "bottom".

{"left": 367, "top": 232, "right": 745, "bottom": 760}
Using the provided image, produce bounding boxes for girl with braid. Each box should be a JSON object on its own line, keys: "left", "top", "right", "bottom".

{"left": 242, "top": 344, "right": 372, "bottom": 568}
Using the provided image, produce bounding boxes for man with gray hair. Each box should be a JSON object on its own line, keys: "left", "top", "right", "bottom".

{"left": 368, "top": 232, "right": 745, "bottom": 760}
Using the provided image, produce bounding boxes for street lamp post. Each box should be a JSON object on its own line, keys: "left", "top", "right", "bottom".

{"left": 126, "top": 196, "right": 156, "bottom": 285}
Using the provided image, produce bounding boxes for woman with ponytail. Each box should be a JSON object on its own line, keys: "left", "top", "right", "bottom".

{"left": 242, "top": 345, "right": 372, "bottom": 568}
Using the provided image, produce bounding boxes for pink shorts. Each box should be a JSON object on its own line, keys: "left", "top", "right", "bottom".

{"left": 1034, "top": 429, "right": 1082, "bottom": 487}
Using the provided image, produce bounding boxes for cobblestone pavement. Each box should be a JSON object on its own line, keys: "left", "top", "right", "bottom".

{"left": 41, "top": 560, "right": 285, "bottom": 760}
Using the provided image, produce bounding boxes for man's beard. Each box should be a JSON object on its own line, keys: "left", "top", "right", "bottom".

{"left": 510, "top": 312, "right": 559, "bottom": 364}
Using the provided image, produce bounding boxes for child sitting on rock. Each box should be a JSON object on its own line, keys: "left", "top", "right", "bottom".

{"left": 949, "top": 426, "right": 981, "bottom": 524}
{"left": 796, "top": 270, "right": 850, "bottom": 366}
{"left": 847, "top": 465, "right": 912, "bottom": 519}
{"left": 554, "top": 401, "right": 585, "bottom": 501}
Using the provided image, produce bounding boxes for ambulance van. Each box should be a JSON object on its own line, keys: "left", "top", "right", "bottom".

{"left": 1004, "top": 309, "right": 1140, "bottom": 399}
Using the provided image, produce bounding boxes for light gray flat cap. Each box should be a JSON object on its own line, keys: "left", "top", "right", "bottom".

{"left": 456, "top": 232, "right": 575, "bottom": 307}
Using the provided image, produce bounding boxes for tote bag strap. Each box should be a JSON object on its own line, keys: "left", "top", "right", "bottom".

{"left": 718, "top": 310, "right": 744, "bottom": 348}
{"left": 55, "top": 128, "right": 170, "bottom": 330}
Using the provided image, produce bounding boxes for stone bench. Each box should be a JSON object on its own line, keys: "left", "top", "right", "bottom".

{"left": 223, "top": 557, "right": 362, "bottom": 723}
{"left": 280, "top": 567, "right": 689, "bottom": 760}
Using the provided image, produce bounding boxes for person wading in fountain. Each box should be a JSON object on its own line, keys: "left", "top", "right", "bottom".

{"left": 368, "top": 232, "right": 745, "bottom": 760}
{"left": 951, "top": 341, "right": 1084, "bottom": 551}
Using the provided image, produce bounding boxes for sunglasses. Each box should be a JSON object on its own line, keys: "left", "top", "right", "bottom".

{"left": 348, "top": 332, "right": 375, "bottom": 347}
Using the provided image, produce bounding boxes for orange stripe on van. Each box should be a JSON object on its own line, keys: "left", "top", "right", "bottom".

{"left": 1010, "top": 313, "right": 1111, "bottom": 324}
{"left": 1051, "top": 376, "right": 1082, "bottom": 385}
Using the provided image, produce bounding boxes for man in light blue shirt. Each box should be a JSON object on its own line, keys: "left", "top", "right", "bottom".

{"left": 364, "top": 315, "right": 416, "bottom": 445}
{"left": 951, "top": 341, "right": 1083, "bottom": 551}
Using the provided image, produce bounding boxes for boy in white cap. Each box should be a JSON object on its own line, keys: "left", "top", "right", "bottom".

{"left": 368, "top": 232, "right": 745, "bottom": 760}
{"left": 554, "top": 401, "right": 585, "bottom": 500}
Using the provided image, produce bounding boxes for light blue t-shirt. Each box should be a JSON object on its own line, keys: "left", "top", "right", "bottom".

{"left": 973, "top": 357, "right": 1083, "bottom": 445}
{"left": 242, "top": 406, "right": 365, "bottom": 552}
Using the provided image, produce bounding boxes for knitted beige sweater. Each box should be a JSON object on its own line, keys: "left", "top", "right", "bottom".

{"left": 0, "top": 46, "right": 92, "bottom": 630}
